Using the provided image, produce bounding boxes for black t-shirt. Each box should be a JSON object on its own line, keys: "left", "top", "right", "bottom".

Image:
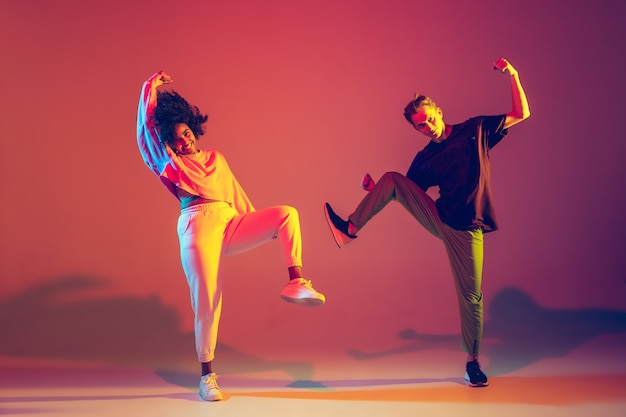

{"left": 406, "top": 115, "right": 508, "bottom": 232}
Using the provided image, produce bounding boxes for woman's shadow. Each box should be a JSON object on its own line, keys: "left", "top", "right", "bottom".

{"left": 0, "top": 276, "right": 316, "bottom": 387}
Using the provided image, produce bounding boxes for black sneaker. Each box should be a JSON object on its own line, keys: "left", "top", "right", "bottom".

{"left": 323, "top": 203, "right": 357, "bottom": 248}
{"left": 464, "top": 360, "right": 489, "bottom": 387}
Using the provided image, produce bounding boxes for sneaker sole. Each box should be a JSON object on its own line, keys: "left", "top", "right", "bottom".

{"left": 200, "top": 391, "right": 223, "bottom": 401}
{"left": 280, "top": 294, "right": 325, "bottom": 307}
{"left": 467, "top": 382, "right": 489, "bottom": 387}
{"left": 464, "top": 374, "right": 489, "bottom": 387}
{"left": 323, "top": 204, "right": 350, "bottom": 248}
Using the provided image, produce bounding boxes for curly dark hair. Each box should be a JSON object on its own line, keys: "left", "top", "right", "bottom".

{"left": 403, "top": 94, "right": 438, "bottom": 125}
{"left": 154, "top": 90, "right": 208, "bottom": 147}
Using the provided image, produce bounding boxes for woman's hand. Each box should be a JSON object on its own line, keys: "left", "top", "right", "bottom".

{"left": 361, "top": 173, "right": 375, "bottom": 191}
{"left": 148, "top": 71, "right": 173, "bottom": 87}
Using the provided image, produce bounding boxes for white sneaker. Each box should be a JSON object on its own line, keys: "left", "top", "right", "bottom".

{"left": 199, "top": 373, "right": 222, "bottom": 401}
{"left": 280, "top": 278, "right": 326, "bottom": 307}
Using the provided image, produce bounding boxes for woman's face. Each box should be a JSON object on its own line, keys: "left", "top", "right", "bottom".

{"left": 171, "top": 123, "right": 198, "bottom": 155}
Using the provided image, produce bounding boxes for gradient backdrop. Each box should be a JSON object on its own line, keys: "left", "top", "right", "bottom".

{"left": 1, "top": 0, "right": 625, "bottom": 371}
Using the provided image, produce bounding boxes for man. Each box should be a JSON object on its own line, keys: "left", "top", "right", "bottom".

{"left": 324, "top": 58, "right": 530, "bottom": 387}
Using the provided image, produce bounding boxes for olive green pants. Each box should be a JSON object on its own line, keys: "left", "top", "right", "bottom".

{"left": 348, "top": 171, "right": 484, "bottom": 355}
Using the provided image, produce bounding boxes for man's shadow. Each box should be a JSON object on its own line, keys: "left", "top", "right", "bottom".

{"left": 347, "top": 287, "right": 626, "bottom": 376}
{"left": 0, "top": 276, "right": 316, "bottom": 387}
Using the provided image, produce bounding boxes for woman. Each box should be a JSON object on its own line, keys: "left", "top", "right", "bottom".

{"left": 137, "top": 71, "right": 325, "bottom": 401}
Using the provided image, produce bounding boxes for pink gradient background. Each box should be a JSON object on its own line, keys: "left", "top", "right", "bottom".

{"left": 1, "top": 0, "right": 624, "bottom": 363}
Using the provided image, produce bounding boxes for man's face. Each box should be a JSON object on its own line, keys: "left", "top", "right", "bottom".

{"left": 410, "top": 105, "right": 445, "bottom": 142}
{"left": 171, "top": 123, "right": 198, "bottom": 155}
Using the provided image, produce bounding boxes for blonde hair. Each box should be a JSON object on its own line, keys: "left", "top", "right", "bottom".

{"left": 403, "top": 94, "right": 438, "bottom": 125}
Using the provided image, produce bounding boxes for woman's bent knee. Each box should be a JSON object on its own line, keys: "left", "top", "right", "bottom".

{"left": 277, "top": 205, "right": 299, "bottom": 219}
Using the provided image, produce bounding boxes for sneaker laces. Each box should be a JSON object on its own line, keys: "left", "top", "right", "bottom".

{"left": 202, "top": 374, "right": 220, "bottom": 390}
{"left": 296, "top": 279, "right": 313, "bottom": 288}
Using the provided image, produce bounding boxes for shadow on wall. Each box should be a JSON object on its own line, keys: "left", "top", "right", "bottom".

{"left": 1, "top": 278, "right": 625, "bottom": 381}
{"left": 347, "top": 287, "right": 626, "bottom": 376}
{"left": 0, "top": 276, "right": 314, "bottom": 384}
{"left": 486, "top": 287, "right": 626, "bottom": 375}
{"left": 0, "top": 276, "right": 189, "bottom": 365}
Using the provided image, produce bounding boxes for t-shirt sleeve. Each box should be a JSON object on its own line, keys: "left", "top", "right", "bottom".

{"left": 482, "top": 115, "right": 508, "bottom": 149}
